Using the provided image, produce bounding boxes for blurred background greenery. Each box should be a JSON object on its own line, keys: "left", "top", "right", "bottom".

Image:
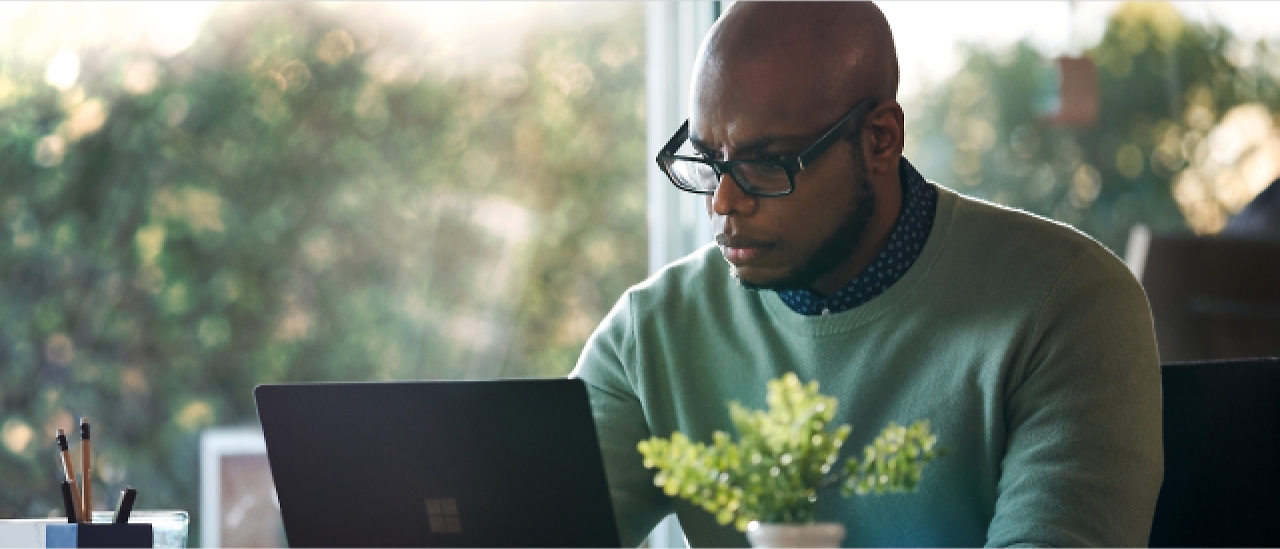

{"left": 906, "top": 2, "right": 1280, "bottom": 251}
{"left": 1, "top": 0, "right": 646, "bottom": 532}
{"left": 1, "top": 1, "right": 1278, "bottom": 546}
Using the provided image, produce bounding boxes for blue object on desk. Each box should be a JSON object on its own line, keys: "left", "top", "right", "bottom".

{"left": 46, "top": 523, "right": 153, "bottom": 548}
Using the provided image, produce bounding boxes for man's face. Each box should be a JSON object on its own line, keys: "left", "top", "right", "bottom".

{"left": 691, "top": 79, "right": 877, "bottom": 292}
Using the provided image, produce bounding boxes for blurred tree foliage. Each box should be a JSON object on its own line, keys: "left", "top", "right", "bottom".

{"left": 0, "top": 0, "right": 645, "bottom": 529}
{"left": 907, "top": 2, "right": 1280, "bottom": 252}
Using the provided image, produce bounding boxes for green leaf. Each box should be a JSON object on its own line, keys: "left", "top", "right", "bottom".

{"left": 635, "top": 373, "right": 947, "bottom": 529}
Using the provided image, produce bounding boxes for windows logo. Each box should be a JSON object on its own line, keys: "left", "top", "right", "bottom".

{"left": 425, "top": 498, "right": 462, "bottom": 534}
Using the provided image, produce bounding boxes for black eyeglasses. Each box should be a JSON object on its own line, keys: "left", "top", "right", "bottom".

{"left": 656, "top": 99, "right": 877, "bottom": 197}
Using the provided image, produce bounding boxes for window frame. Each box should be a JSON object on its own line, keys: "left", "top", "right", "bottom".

{"left": 643, "top": 2, "right": 720, "bottom": 547}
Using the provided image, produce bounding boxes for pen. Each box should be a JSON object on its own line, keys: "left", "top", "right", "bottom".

{"left": 60, "top": 480, "right": 78, "bottom": 524}
{"left": 55, "top": 429, "right": 84, "bottom": 524}
{"left": 113, "top": 486, "right": 137, "bottom": 524}
{"left": 80, "top": 418, "right": 92, "bottom": 523}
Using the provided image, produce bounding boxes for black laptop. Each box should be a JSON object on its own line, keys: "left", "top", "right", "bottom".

{"left": 254, "top": 378, "right": 621, "bottom": 548}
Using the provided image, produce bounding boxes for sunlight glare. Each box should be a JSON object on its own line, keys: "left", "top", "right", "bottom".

{"left": 45, "top": 49, "right": 79, "bottom": 90}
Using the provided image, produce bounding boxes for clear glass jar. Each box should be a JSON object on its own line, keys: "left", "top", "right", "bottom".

{"left": 90, "top": 510, "right": 188, "bottom": 548}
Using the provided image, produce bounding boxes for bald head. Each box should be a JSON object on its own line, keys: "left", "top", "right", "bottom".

{"left": 691, "top": 2, "right": 899, "bottom": 136}
{"left": 710, "top": 2, "right": 897, "bottom": 101}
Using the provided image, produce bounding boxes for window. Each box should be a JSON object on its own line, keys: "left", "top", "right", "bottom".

{"left": 0, "top": 2, "right": 647, "bottom": 538}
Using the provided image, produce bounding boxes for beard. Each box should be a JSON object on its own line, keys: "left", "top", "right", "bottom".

{"left": 733, "top": 149, "right": 877, "bottom": 292}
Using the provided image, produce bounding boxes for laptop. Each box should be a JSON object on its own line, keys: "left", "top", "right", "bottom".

{"left": 254, "top": 378, "right": 621, "bottom": 548}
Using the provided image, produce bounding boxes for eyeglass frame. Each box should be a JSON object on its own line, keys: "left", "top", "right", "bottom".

{"left": 655, "top": 98, "right": 879, "bottom": 197}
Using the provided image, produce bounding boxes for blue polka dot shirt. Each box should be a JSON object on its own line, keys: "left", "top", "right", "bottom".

{"left": 777, "top": 158, "right": 938, "bottom": 316}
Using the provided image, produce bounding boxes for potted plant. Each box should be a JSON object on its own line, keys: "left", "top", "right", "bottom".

{"left": 637, "top": 373, "right": 945, "bottom": 548}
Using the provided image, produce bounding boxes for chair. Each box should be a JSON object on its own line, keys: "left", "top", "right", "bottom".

{"left": 1149, "top": 358, "right": 1280, "bottom": 547}
{"left": 1125, "top": 226, "right": 1280, "bottom": 362}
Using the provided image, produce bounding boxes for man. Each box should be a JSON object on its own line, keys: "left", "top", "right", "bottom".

{"left": 571, "top": 3, "right": 1163, "bottom": 547}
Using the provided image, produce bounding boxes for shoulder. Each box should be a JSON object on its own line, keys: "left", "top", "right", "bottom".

{"left": 935, "top": 184, "right": 1135, "bottom": 286}
{"left": 582, "top": 243, "right": 732, "bottom": 352}
{"left": 572, "top": 244, "right": 735, "bottom": 385}
{"left": 624, "top": 243, "right": 732, "bottom": 315}
{"left": 918, "top": 184, "right": 1149, "bottom": 345}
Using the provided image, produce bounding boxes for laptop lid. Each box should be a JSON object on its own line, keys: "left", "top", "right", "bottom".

{"left": 254, "top": 378, "right": 620, "bottom": 548}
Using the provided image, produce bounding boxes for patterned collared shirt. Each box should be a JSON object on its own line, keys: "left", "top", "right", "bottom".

{"left": 777, "top": 158, "right": 938, "bottom": 315}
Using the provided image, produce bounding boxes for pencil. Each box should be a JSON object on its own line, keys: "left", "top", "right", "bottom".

{"left": 54, "top": 429, "right": 84, "bottom": 524}
{"left": 80, "top": 418, "right": 92, "bottom": 523}
{"left": 60, "top": 480, "right": 78, "bottom": 523}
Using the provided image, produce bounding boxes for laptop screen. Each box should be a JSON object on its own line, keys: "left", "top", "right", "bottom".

{"left": 255, "top": 378, "right": 620, "bottom": 548}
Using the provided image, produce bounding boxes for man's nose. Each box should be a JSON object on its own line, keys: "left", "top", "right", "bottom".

{"left": 709, "top": 171, "right": 757, "bottom": 217}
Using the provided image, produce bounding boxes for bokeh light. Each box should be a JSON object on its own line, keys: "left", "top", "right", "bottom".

{"left": 1174, "top": 103, "right": 1280, "bottom": 233}
{"left": 1, "top": 419, "right": 35, "bottom": 457}
{"left": 44, "top": 49, "right": 79, "bottom": 90}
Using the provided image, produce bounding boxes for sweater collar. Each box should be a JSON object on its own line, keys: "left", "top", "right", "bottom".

{"left": 775, "top": 157, "right": 938, "bottom": 316}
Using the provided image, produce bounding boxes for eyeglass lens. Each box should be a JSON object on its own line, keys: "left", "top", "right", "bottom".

{"left": 666, "top": 158, "right": 791, "bottom": 195}
{"left": 669, "top": 160, "right": 719, "bottom": 192}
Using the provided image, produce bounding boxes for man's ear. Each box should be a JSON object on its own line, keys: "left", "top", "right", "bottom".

{"left": 864, "top": 100, "right": 905, "bottom": 176}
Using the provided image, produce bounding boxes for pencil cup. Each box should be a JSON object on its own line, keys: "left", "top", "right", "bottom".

{"left": 45, "top": 523, "right": 153, "bottom": 548}
{"left": 89, "top": 510, "right": 189, "bottom": 548}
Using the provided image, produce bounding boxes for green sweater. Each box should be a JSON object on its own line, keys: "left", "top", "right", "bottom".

{"left": 572, "top": 185, "right": 1163, "bottom": 547}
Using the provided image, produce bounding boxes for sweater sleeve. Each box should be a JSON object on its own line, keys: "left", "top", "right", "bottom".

{"left": 570, "top": 291, "right": 672, "bottom": 547}
{"left": 986, "top": 250, "right": 1164, "bottom": 547}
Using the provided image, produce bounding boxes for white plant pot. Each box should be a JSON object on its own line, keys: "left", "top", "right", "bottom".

{"left": 745, "top": 521, "right": 847, "bottom": 548}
